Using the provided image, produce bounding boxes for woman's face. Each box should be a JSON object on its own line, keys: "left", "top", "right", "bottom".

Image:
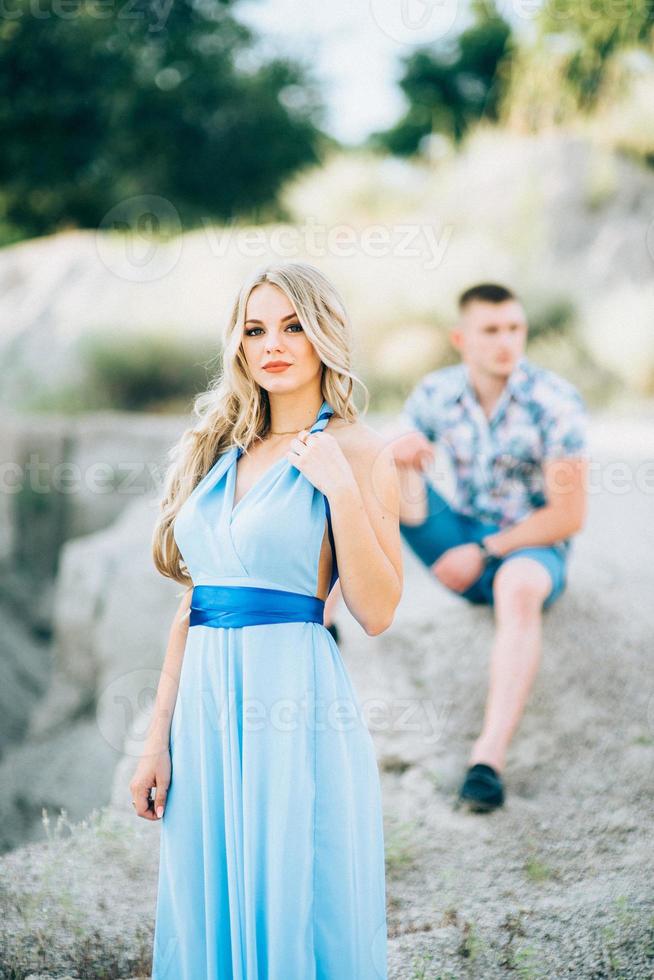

{"left": 241, "top": 282, "right": 322, "bottom": 394}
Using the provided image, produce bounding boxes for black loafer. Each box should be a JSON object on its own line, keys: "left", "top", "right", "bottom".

{"left": 458, "top": 763, "right": 505, "bottom": 812}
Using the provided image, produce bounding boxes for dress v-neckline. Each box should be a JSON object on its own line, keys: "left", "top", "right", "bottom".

{"left": 228, "top": 453, "right": 287, "bottom": 524}
{"left": 226, "top": 398, "right": 331, "bottom": 525}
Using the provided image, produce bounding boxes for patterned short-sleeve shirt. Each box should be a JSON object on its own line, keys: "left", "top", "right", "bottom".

{"left": 399, "top": 355, "right": 588, "bottom": 542}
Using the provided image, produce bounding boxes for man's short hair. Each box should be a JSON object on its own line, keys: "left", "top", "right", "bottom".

{"left": 458, "top": 283, "right": 517, "bottom": 311}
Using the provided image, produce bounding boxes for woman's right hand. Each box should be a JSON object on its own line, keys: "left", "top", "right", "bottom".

{"left": 129, "top": 746, "right": 171, "bottom": 821}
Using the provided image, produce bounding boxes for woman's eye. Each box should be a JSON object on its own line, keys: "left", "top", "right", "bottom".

{"left": 245, "top": 323, "right": 303, "bottom": 337}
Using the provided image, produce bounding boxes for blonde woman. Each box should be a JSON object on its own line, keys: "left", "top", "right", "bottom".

{"left": 130, "top": 261, "right": 402, "bottom": 979}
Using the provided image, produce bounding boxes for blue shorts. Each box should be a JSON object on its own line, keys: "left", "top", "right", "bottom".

{"left": 399, "top": 481, "right": 568, "bottom": 611}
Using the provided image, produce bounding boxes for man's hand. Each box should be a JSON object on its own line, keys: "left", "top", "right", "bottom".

{"left": 430, "top": 543, "right": 485, "bottom": 593}
{"left": 480, "top": 457, "right": 589, "bottom": 555}
{"left": 390, "top": 430, "right": 435, "bottom": 471}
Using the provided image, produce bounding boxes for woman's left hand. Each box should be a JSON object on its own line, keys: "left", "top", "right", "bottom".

{"left": 287, "top": 429, "right": 357, "bottom": 499}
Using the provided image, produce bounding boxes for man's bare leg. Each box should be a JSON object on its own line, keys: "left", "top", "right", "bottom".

{"left": 467, "top": 557, "right": 552, "bottom": 773}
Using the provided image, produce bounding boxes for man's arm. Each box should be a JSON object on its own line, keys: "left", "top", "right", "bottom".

{"left": 388, "top": 375, "right": 440, "bottom": 469}
{"left": 481, "top": 456, "right": 589, "bottom": 557}
{"left": 384, "top": 378, "right": 441, "bottom": 525}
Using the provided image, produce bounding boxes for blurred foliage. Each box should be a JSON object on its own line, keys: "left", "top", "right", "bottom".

{"left": 526, "top": 333, "right": 624, "bottom": 409}
{"left": 523, "top": 295, "right": 576, "bottom": 341}
{"left": 540, "top": 0, "right": 654, "bottom": 111}
{"left": 592, "top": 69, "right": 654, "bottom": 166}
{"left": 23, "top": 331, "right": 219, "bottom": 413}
{"left": 370, "top": 0, "right": 514, "bottom": 155}
{"left": 0, "top": 0, "right": 327, "bottom": 241}
{"left": 504, "top": 0, "right": 654, "bottom": 161}
{"left": 372, "top": 0, "right": 653, "bottom": 165}
{"left": 79, "top": 330, "right": 220, "bottom": 412}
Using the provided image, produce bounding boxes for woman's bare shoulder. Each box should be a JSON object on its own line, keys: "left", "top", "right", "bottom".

{"left": 326, "top": 418, "right": 392, "bottom": 467}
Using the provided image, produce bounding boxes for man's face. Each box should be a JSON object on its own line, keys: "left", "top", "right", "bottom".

{"left": 452, "top": 299, "right": 528, "bottom": 378}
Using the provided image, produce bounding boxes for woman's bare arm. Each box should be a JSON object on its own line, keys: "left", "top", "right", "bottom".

{"left": 129, "top": 585, "right": 193, "bottom": 820}
{"left": 327, "top": 426, "right": 403, "bottom": 636}
{"left": 146, "top": 585, "right": 193, "bottom": 751}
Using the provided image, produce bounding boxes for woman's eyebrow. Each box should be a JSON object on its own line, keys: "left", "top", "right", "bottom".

{"left": 244, "top": 313, "right": 297, "bottom": 325}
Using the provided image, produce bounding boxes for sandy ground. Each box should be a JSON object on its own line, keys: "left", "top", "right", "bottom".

{"left": 1, "top": 410, "right": 653, "bottom": 979}
{"left": 365, "top": 410, "right": 654, "bottom": 977}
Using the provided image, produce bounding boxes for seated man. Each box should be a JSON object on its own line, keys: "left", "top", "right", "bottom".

{"left": 325, "top": 282, "right": 589, "bottom": 812}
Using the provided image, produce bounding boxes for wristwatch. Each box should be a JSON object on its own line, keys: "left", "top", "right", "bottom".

{"left": 477, "top": 538, "right": 498, "bottom": 565}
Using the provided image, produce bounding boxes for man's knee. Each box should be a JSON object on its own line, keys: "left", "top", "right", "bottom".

{"left": 492, "top": 558, "right": 552, "bottom": 619}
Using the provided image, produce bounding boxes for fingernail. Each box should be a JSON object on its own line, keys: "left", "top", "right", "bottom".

{"left": 156, "top": 806, "right": 164, "bottom": 818}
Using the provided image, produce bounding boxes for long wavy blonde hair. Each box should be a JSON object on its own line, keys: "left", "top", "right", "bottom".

{"left": 152, "top": 261, "right": 369, "bottom": 587}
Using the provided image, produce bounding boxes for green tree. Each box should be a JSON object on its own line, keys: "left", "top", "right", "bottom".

{"left": 371, "top": 0, "right": 513, "bottom": 156}
{"left": 540, "top": 0, "right": 654, "bottom": 108}
{"left": 0, "top": 0, "right": 326, "bottom": 240}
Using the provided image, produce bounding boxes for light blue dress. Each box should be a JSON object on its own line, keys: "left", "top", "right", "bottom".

{"left": 152, "top": 398, "right": 388, "bottom": 979}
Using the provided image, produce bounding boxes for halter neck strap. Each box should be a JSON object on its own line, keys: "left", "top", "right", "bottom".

{"left": 309, "top": 399, "right": 334, "bottom": 434}
{"left": 310, "top": 400, "right": 339, "bottom": 595}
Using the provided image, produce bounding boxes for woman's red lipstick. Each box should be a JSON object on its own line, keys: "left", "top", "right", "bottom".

{"left": 263, "top": 362, "right": 292, "bottom": 372}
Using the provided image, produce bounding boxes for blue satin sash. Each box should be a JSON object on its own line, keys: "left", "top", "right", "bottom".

{"left": 189, "top": 584, "right": 326, "bottom": 629}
